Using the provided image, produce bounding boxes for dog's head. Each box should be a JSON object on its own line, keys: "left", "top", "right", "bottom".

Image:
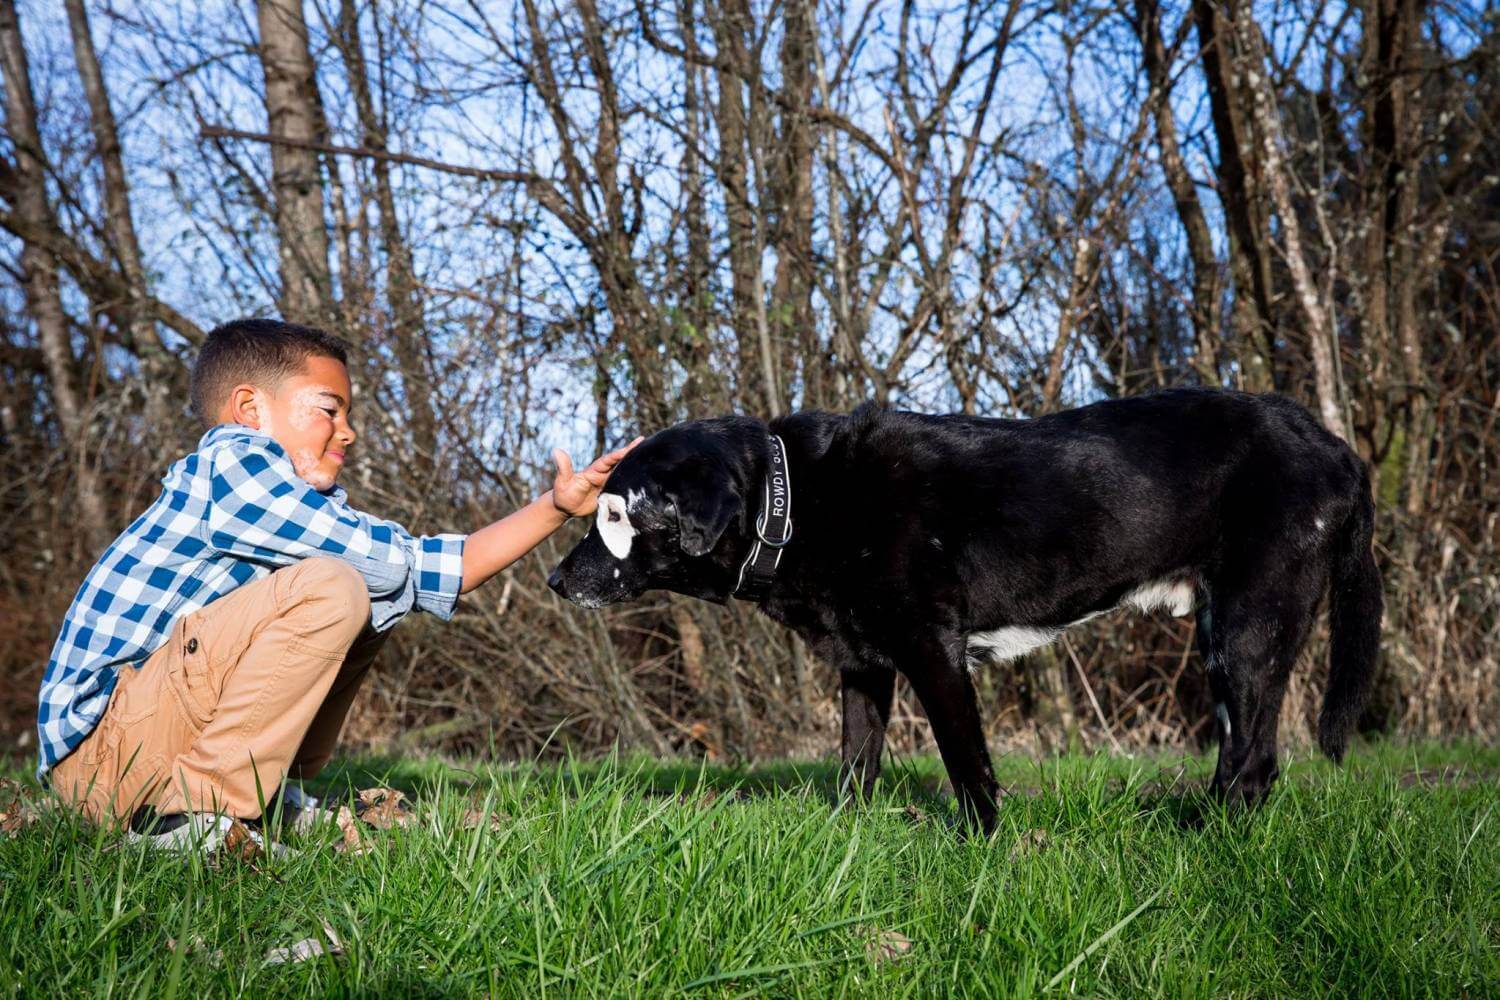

{"left": 547, "top": 417, "right": 764, "bottom": 607}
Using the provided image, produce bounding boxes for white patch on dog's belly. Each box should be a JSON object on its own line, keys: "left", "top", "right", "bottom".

{"left": 596, "top": 492, "right": 637, "bottom": 560}
{"left": 1121, "top": 578, "right": 1195, "bottom": 617}
{"left": 966, "top": 576, "right": 1195, "bottom": 665}
{"left": 966, "top": 626, "right": 1061, "bottom": 663}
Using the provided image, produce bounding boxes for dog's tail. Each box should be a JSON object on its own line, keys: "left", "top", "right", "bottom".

{"left": 1319, "top": 470, "right": 1383, "bottom": 762}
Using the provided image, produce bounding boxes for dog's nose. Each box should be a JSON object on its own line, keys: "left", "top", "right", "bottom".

{"left": 547, "top": 568, "right": 567, "bottom": 598}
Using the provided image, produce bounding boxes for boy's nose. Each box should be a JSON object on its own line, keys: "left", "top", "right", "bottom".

{"left": 547, "top": 568, "right": 567, "bottom": 598}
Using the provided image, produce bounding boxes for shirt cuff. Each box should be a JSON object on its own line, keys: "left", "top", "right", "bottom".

{"left": 413, "top": 533, "right": 467, "bottom": 620}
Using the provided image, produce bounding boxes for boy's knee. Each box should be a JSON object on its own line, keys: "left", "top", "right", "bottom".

{"left": 282, "top": 558, "right": 372, "bottom": 640}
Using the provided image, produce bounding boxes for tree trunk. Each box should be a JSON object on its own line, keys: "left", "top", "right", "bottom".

{"left": 1361, "top": 0, "right": 1432, "bottom": 512}
{"left": 1134, "top": 0, "right": 1220, "bottom": 385}
{"left": 772, "top": 0, "right": 818, "bottom": 407}
{"left": 710, "top": 0, "right": 763, "bottom": 410}
{"left": 63, "top": 0, "right": 177, "bottom": 429}
{"left": 336, "top": 0, "right": 436, "bottom": 462}
{"left": 1191, "top": 0, "right": 1275, "bottom": 390}
{"left": 1231, "top": 10, "right": 1349, "bottom": 440}
{"left": 1043, "top": 236, "right": 1098, "bottom": 410}
{"left": 0, "top": 0, "right": 111, "bottom": 551}
{"left": 676, "top": 0, "right": 715, "bottom": 407}
{"left": 256, "top": 0, "right": 333, "bottom": 321}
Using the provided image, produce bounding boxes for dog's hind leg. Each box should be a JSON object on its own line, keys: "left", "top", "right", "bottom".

{"left": 903, "top": 637, "right": 1000, "bottom": 834}
{"left": 839, "top": 668, "right": 895, "bottom": 802}
{"left": 1204, "top": 556, "right": 1324, "bottom": 809}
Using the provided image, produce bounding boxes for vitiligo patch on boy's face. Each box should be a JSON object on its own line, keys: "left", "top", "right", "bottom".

{"left": 287, "top": 387, "right": 340, "bottom": 431}
{"left": 290, "top": 446, "right": 334, "bottom": 490}
{"left": 278, "top": 387, "right": 346, "bottom": 490}
{"left": 596, "top": 492, "right": 637, "bottom": 559}
{"left": 254, "top": 391, "right": 277, "bottom": 436}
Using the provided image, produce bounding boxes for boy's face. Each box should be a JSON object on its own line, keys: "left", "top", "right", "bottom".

{"left": 221, "top": 355, "right": 356, "bottom": 492}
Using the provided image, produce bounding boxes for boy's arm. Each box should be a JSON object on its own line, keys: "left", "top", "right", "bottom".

{"left": 459, "top": 440, "right": 641, "bottom": 594}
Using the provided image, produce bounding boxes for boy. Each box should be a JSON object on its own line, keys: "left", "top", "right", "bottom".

{"left": 37, "top": 318, "right": 637, "bottom": 851}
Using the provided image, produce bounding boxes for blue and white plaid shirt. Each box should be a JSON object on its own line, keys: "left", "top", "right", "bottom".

{"left": 36, "top": 424, "right": 466, "bottom": 779}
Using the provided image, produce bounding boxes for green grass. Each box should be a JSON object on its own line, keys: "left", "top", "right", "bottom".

{"left": 1, "top": 741, "right": 1496, "bottom": 997}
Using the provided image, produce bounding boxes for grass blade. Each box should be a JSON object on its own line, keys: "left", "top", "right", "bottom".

{"left": 1045, "top": 887, "right": 1164, "bottom": 991}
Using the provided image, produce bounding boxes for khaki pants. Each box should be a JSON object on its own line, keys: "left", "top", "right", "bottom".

{"left": 52, "top": 558, "right": 384, "bottom": 825}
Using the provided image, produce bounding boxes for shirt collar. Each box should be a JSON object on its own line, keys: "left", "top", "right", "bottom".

{"left": 199, "top": 422, "right": 281, "bottom": 452}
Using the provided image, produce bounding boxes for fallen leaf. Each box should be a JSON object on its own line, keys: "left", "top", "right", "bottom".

{"left": 262, "top": 920, "right": 344, "bottom": 966}
{"left": 0, "top": 779, "right": 39, "bottom": 835}
{"left": 331, "top": 805, "right": 367, "bottom": 854}
{"left": 356, "top": 788, "right": 415, "bottom": 830}
{"left": 1008, "top": 828, "right": 1050, "bottom": 861}
{"left": 218, "top": 819, "right": 263, "bottom": 864}
{"left": 320, "top": 920, "right": 343, "bottom": 951}
{"left": 861, "top": 927, "right": 912, "bottom": 965}
{"left": 460, "top": 807, "right": 506, "bottom": 832}
{"left": 168, "top": 934, "right": 224, "bottom": 966}
{"left": 903, "top": 804, "right": 927, "bottom": 824}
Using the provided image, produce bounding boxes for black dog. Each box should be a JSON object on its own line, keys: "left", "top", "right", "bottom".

{"left": 549, "top": 388, "right": 1383, "bottom": 832}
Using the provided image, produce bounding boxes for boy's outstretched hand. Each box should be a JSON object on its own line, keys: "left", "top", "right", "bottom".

{"left": 551, "top": 438, "right": 644, "bottom": 518}
{"left": 459, "top": 436, "right": 645, "bottom": 594}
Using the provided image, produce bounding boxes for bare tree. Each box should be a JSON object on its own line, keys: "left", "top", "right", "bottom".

{"left": 331, "top": 0, "right": 436, "bottom": 463}
{"left": 256, "top": 0, "right": 335, "bottom": 321}
{"left": 1230, "top": 5, "right": 1348, "bottom": 439}
{"left": 1131, "top": 0, "right": 1220, "bottom": 385}
{"left": 63, "top": 0, "right": 177, "bottom": 429}
{"left": 1, "top": 0, "right": 1495, "bottom": 757}
{"left": 0, "top": 0, "right": 110, "bottom": 552}
{"left": 1191, "top": 0, "right": 1276, "bottom": 389}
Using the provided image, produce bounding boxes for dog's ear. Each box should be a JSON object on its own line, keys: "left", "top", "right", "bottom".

{"left": 668, "top": 482, "right": 741, "bottom": 557}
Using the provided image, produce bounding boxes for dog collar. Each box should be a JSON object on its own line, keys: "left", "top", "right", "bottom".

{"left": 733, "top": 434, "right": 792, "bottom": 602}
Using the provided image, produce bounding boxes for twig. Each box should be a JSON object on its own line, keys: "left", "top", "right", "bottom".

{"left": 1063, "top": 636, "right": 1124, "bottom": 755}
{"left": 199, "top": 125, "right": 539, "bottom": 183}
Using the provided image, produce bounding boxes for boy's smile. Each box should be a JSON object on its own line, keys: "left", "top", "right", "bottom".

{"left": 221, "top": 355, "right": 356, "bottom": 492}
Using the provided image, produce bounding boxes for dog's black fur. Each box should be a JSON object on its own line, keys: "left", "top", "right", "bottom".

{"left": 549, "top": 388, "right": 1383, "bottom": 833}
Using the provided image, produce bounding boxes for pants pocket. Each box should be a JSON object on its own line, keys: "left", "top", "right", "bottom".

{"left": 54, "top": 720, "right": 166, "bottom": 827}
{"left": 167, "top": 618, "right": 219, "bottom": 729}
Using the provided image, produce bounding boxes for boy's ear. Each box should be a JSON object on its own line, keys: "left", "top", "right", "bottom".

{"left": 225, "top": 383, "right": 266, "bottom": 429}
{"left": 667, "top": 483, "right": 742, "bottom": 557}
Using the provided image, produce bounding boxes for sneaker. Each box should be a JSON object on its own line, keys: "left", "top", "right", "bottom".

{"left": 261, "top": 782, "right": 337, "bottom": 835}
{"left": 126, "top": 809, "right": 292, "bottom": 859}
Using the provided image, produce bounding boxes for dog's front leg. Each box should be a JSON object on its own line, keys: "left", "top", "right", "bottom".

{"left": 904, "top": 642, "right": 1000, "bottom": 835}
{"left": 838, "top": 667, "right": 895, "bottom": 804}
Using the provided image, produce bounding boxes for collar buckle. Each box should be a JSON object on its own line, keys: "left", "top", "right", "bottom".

{"left": 754, "top": 514, "right": 793, "bottom": 548}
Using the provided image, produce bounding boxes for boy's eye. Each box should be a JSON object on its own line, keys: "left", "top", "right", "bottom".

{"left": 320, "top": 407, "right": 338, "bottom": 418}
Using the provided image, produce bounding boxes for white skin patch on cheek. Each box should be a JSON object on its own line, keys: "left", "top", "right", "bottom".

{"left": 596, "top": 492, "right": 637, "bottom": 560}
{"left": 287, "top": 387, "right": 331, "bottom": 432}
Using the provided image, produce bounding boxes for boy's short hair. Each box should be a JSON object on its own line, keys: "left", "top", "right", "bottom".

{"left": 191, "top": 318, "right": 350, "bottom": 427}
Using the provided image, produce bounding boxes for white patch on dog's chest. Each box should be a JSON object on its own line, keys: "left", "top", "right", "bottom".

{"left": 966, "top": 576, "right": 1195, "bottom": 665}
{"left": 596, "top": 492, "right": 637, "bottom": 560}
